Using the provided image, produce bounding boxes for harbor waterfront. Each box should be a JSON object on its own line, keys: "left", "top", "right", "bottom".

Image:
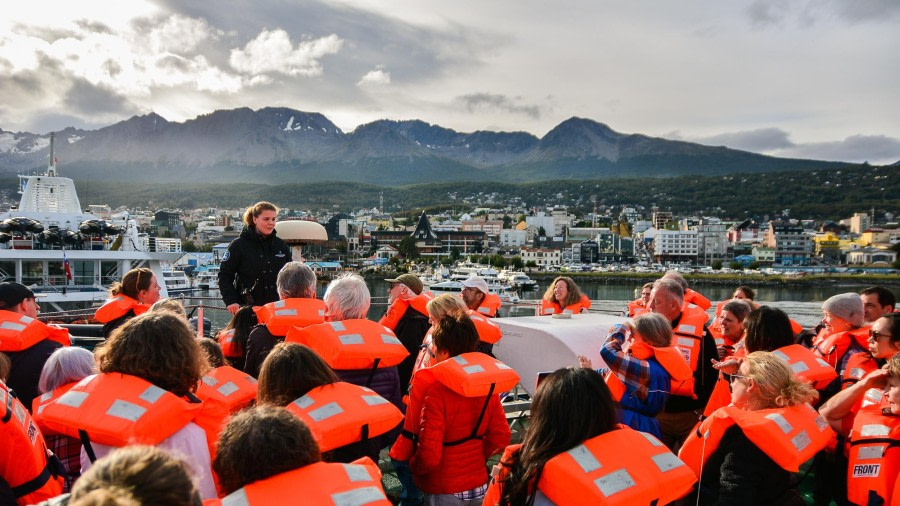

{"left": 176, "top": 275, "right": 899, "bottom": 334}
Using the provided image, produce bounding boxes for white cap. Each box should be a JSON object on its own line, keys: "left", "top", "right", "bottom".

{"left": 462, "top": 275, "right": 489, "bottom": 294}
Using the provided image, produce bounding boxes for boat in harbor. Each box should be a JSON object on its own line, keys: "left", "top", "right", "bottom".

{"left": 498, "top": 270, "right": 539, "bottom": 290}
{"left": 161, "top": 268, "right": 194, "bottom": 294}
{"left": 194, "top": 264, "right": 220, "bottom": 290}
{"left": 0, "top": 133, "right": 183, "bottom": 311}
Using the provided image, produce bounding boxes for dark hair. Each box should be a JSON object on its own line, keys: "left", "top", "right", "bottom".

{"left": 197, "top": 338, "right": 225, "bottom": 369}
{"left": 744, "top": 306, "right": 795, "bottom": 353}
{"left": 220, "top": 305, "right": 257, "bottom": 358}
{"left": 242, "top": 201, "right": 278, "bottom": 229}
{"left": 97, "top": 312, "right": 207, "bottom": 397}
{"left": 69, "top": 445, "right": 201, "bottom": 506}
{"left": 431, "top": 313, "right": 479, "bottom": 358}
{"left": 0, "top": 352, "right": 10, "bottom": 382}
{"left": 542, "top": 277, "right": 584, "bottom": 308}
{"left": 877, "top": 313, "right": 900, "bottom": 346}
{"left": 257, "top": 343, "right": 339, "bottom": 407}
{"left": 499, "top": 368, "right": 617, "bottom": 506}
{"left": 213, "top": 406, "right": 320, "bottom": 494}
{"left": 734, "top": 285, "right": 756, "bottom": 300}
{"left": 861, "top": 286, "right": 896, "bottom": 310}
{"left": 721, "top": 299, "right": 753, "bottom": 323}
{"left": 109, "top": 268, "right": 154, "bottom": 299}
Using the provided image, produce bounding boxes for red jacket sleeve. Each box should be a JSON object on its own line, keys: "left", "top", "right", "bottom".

{"left": 415, "top": 390, "right": 446, "bottom": 473}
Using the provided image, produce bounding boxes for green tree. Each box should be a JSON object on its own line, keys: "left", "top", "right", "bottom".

{"left": 525, "top": 260, "right": 538, "bottom": 269}
{"left": 711, "top": 260, "right": 723, "bottom": 270}
{"left": 490, "top": 254, "right": 506, "bottom": 268}
{"left": 511, "top": 256, "right": 524, "bottom": 269}
{"left": 538, "top": 226, "right": 547, "bottom": 237}
{"left": 398, "top": 236, "right": 419, "bottom": 259}
{"left": 729, "top": 261, "right": 744, "bottom": 271}
{"left": 449, "top": 247, "right": 461, "bottom": 262}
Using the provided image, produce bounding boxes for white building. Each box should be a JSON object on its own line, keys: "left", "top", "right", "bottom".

{"left": 694, "top": 218, "right": 728, "bottom": 265}
{"left": 653, "top": 230, "right": 699, "bottom": 262}
{"left": 521, "top": 247, "right": 562, "bottom": 269}
{"left": 499, "top": 229, "right": 527, "bottom": 248}
{"left": 526, "top": 212, "right": 557, "bottom": 237}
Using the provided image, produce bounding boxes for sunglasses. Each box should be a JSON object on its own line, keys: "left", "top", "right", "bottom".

{"left": 729, "top": 373, "right": 751, "bottom": 385}
{"left": 868, "top": 329, "right": 893, "bottom": 342}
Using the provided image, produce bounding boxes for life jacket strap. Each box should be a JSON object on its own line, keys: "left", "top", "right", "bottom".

{"left": 443, "top": 383, "right": 496, "bottom": 447}
{"left": 11, "top": 462, "right": 53, "bottom": 499}
{"left": 365, "top": 358, "right": 382, "bottom": 389}
{"left": 79, "top": 429, "right": 98, "bottom": 463}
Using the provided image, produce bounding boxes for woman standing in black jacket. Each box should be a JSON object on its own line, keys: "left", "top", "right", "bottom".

{"left": 218, "top": 202, "right": 291, "bottom": 314}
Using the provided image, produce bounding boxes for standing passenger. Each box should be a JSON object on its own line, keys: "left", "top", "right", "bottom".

{"left": 379, "top": 273, "right": 431, "bottom": 394}
{"left": 218, "top": 201, "right": 291, "bottom": 314}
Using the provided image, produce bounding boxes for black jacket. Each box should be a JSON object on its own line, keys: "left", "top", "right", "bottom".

{"left": 218, "top": 227, "right": 291, "bottom": 307}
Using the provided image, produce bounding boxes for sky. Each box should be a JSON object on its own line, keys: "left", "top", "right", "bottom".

{"left": 1, "top": 0, "right": 899, "bottom": 164}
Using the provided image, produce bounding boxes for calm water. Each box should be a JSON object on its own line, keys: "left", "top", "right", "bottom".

{"left": 182, "top": 278, "right": 898, "bottom": 335}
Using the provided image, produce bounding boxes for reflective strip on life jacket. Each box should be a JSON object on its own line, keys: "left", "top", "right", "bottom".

{"left": 0, "top": 309, "right": 70, "bottom": 351}
{"left": 195, "top": 366, "right": 258, "bottom": 413}
{"left": 685, "top": 288, "right": 711, "bottom": 311}
{"left": 36, "top": 373, "right": 201, "bottom": 447}
{"left": 216, "top": 460, "right": 390, "bottom": 505}
{"left": 92, "top": 295, "right": 149, "bottom": 324}
{"left": 475, "top": 293, "right": 502, "bottom": 317}
{"left": 286, "top": 319, "right": 409, "bottom": 370}
{"left": 428, "top": 352, "right": 520, "bottom": 398}
{"left": 540, "top": 294, "right": 591, "bottom": 316}
{"left": 253, "top": 298, "right": 327, "bottom": 336}
{"left": 467, "top": 311, "right": 502, "bottom": 344}
{"left": 538, "top": 428, "right": 697, "bottom": 505}
{"left": 285, "top": 382, "right": 403, "bottom": 453}
{"left": 813, "top": 327, "right": 870, "bottom": 370}
{"left": 216, "top": 329, "right": 242, "bottom": 358}
{"left": 669, "top": 309, "right": 709, "bottom": 398}
{"left": 846, "top": 403, "right": 900, "bottom": 505}
{"left": 627, "top": 299, "right": 646, "bottom": 318}
{"left": 771, "top": 344, "right": 838, "bottom": 389}
{"left": 680, "top": 404, "right": 835, "bottom": 475}
{"left": 0, "top": 381, "right": 65, "bottom": 504}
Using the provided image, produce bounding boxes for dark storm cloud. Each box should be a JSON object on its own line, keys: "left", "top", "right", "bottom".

{"left": 455, "top": 93, "right": 543, "bottom": 119}
{"left": 63, "top": 78, "right": 141, "bottom": 116}
{"left": 694, "top": 128, "right": 794, "bottom": 152}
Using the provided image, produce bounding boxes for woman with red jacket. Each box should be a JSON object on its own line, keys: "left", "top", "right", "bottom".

{"left": 393, "top": 313, "right": 510, "bottom": 505}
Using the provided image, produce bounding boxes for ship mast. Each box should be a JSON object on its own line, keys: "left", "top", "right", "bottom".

{"left": 48, "top": 132, "right": 57, "bottom": 177}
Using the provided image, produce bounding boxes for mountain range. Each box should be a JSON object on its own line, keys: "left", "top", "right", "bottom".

{"left": 0, "top": 107, "right": 856, "bottom": 185}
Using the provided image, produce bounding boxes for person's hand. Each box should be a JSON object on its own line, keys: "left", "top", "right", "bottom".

{"left": 227, "top": 303, "right": 240, "bottom": 314}
{"left": 577, "top": 355, "right": 593, "bottom": 368}
{"left": 861, "top": 368, "right": 890, "bottom": 390}
{"left": 712, "top": 357, "right": 740, "bottom": 375}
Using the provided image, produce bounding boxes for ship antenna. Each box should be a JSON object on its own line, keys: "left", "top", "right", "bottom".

{"left": 48, "top": 132, "right": 57, "bottom": 177}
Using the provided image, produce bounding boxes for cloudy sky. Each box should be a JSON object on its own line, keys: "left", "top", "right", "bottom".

{"left": 2, "top": 0, "right": 899, "bottom": 164}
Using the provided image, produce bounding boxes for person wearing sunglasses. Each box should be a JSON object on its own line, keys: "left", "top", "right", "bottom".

{"left": 819, "top": 350, "right": 900, "bottom": 505}
{"left": 680, "top": 351, "right": 834, "bottom": 505}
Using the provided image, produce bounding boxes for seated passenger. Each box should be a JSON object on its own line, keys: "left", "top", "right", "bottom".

{"left": 67, "top": 445, "right": 201, "bottom": 506}
{"left": 212, "top": 406, "right": 389, "bottom": 505}
{"left": 214, "top": 305, "right": 257, "bottom": 371}
{"left": 626, "top": 282, "right": 654, "bottom": 317}
{"left": 540, "top": 276, "right": 591, "bottom": 315}
{"left": 680, "top": 351, "right": 834, "bottom": 505}
{"left": 93, "top": 268, "right": 161, "bottom": 337}
{"left": 579, "top": 312, "right": 691, "bottom": 439}
{"left": 485, "top": 367, "right": 696, "bottom": 505}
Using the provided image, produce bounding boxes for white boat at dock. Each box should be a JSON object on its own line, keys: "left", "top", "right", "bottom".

{"left": 0, "top": 133, "right": 183, "bottom": 311}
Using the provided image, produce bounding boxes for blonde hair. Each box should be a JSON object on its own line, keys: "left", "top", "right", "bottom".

{"left": 744, "top": 351, "right": 818, "bottom": 407}
{"left": 426, "top": 293, "right": 466, "bottom": 320}
{"left": 630, "top": 312, "right": 673, "bottom": 347}
{"left": 888, "top": 354, "right": 900, "bottom": 378}
{"left": 149, "top": 298, "right": 187, "bottom": 319}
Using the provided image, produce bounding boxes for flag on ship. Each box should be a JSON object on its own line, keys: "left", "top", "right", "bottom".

{"left": 63, "top": 250, "right": 72, "bottom": 281}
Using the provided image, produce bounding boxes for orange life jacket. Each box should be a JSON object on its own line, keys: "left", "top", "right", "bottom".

{"left": 812, "top": 327, "right": 869, "bottom": 370}
{"left": 194, "top": 366, "right": 258, "bottom": 414}
{"left": 474, "top": 293, "right": 502, "bottom": 317}
{"left": 540, "top": 294, "right": 591, "bottom": 315}
{"left": 284, "top": 381, "right": 403, "bottom": 452}
{"left": 679, "top": 404, "right": 835, "bottom": 476}
{"left": 771, "top": 344, "right": 839, "bottom": 390}
{"left": 215, "top": 329, "right": 241, "bottom": 358}
{"left": 92, "top": 294, "right": 149, "bottom": 323}
{"left": 669, "top": 308, "right": 710, "bottom": 398}
{"left": 626, "top": 298, "right": 646, "bottom": 318}
{"left": 32, "top": 382, "right": 76, "bottom": 434}
{"left": 843, "top": 352, "right": 885, "bottom": 390}
{"left": 211, "top": 459, "right": 389, "bottom": 505}
{"left": 789, "top": 319, "right": 804, "bottom": 336}
{"left": 628, "top": 340, "right": 694, "bottom": 397}
{"left": 467, "top": 310, "right": 502, "bottom": 344}
{"left": 378, "top": 292, "right": 433, "bottom": 331}
{"left": 714, "top": 299, "right": 726, "bottom": 318}
{"left": 685, "top": 288, "right": 711, "bottom": 311}
{"left": 286, "top": 319, "right": 409, "bottom": 370}
{"left": 846, "top": 402, "right": 900, "bottom": 506}
{"left": 253, "top": 298, "right": 327, "bottom": 336}
{"left": 36, "top": 373, "right": 203, "bottom": 447}
{"left": 392, "top": 353, "right": 520, "bottom": 460}
{"left": 540, "top": 427, "right": 696, "bottom": 505}
{"left": 0, "top": 381, "right": 65, "bottom": 505}
{"left": 0, "top": 310, "right": 71, "bottom": 351}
